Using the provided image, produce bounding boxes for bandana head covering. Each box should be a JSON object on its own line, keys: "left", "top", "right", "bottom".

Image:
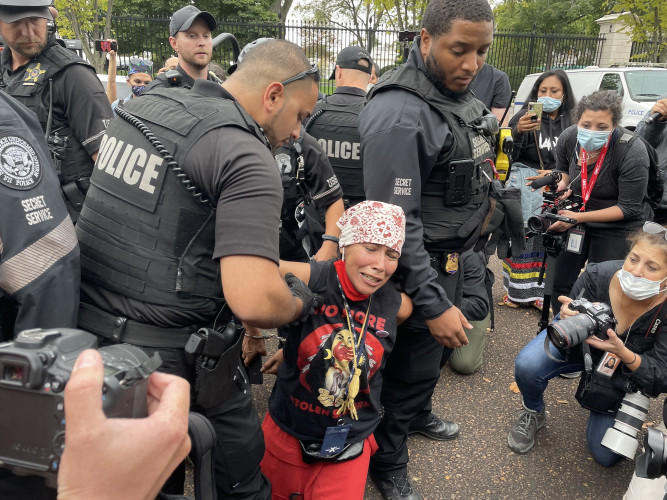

{"left": 128, "top": 57, "right": 153, "bottom": 76}
{"left": 337, "top": 200, "right": 405, "bottom": 255}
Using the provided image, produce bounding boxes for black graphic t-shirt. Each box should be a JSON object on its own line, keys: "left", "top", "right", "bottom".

{"left": 268, "top": 259, "right": 402, "bottom": 443}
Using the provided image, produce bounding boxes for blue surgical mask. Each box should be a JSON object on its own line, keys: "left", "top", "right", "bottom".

{"left": 537, "top": 96, "right": 562, "bottom": 113}
{"left": 131, "top": 85, "right": 146, "bottom": 97}
{"left": 577, "top": 127, "right": 611, "bottom": 151}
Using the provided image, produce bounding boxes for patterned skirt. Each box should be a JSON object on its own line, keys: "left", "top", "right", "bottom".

{"left": 502, "top": 234, "right": 546, "bottom": 303}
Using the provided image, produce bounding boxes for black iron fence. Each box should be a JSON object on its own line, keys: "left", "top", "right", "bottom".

{"left": 111, "top": 15, "right": 606, "bottom": 93}
{"left": 630, "top": 40, "right": 667, "bottom": 64}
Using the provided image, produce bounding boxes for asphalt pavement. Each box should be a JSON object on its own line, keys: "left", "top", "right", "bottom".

{"left": 249, "top": 256, "right": 664, "bottom": 500}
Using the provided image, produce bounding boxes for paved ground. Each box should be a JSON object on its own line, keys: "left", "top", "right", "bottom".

{"left": 247, "top": 256, "right": 663, "bottom": 500}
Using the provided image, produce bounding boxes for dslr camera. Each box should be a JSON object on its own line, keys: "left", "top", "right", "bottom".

{"left": 0, "top": 328, "right": 160, "bottom": 487}
{"left": 547, "top": 298, "right": 616, "bottom": 351}
{"left": 636, "top": 398, "right": 667, "bottom": 490}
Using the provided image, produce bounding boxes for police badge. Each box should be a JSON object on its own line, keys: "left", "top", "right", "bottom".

{"left": 274, "top": 152, "right": 292, "bottom": 175}
{"left": 0, "top": 136, "right": 42, "bottom": 190}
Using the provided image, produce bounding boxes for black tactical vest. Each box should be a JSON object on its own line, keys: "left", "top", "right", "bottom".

{"left": 76, "top": 85, "right": 268, "bottom": 307}
{"left": 1, "top": 43, "right": 96, "bottom": 185}
{"left": 306, "top": 96, "right": 366, "bottom": 207}
{"left": 369, "top": 63, "right": 495, "bottom": 253}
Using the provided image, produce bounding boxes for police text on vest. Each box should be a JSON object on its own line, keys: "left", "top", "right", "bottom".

{"left": 96, "top": 135, "right": 163, "bottom": 194}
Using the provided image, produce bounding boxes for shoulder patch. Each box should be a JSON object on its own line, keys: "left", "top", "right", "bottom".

{"left": 274, "top": 152, "right": 293, "bottom": 174}
{"left": 23, "top": 62, "right": 48, "bottom": 85}
{"left": 0, "top": 135, "right": 42, "bottom": 190}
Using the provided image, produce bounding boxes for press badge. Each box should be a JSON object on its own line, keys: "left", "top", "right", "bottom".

{"left": 595, "top": 352, "right": 620, "bottom": 378}
{"left": 566, "top": 227, "right": 585, "bottom": 254}
{"left": 320, "top": 424, "right": 351, "bottom": 457}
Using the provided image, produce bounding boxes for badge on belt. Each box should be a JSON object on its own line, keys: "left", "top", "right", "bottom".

{"left": 444, "top": 252, "right": 459, "bottom": 274}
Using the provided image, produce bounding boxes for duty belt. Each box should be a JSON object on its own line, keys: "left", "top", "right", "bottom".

{"left": 78, "top": 302, "right": 197, "bottom": 348}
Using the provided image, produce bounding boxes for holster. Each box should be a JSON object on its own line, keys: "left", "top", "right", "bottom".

{"left": 188, "top": 321, "right": 245, "bottom": 409}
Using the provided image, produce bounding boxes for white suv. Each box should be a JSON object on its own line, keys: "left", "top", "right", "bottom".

{"left": 514, "top": 67, "right": 667, "bottom": 129}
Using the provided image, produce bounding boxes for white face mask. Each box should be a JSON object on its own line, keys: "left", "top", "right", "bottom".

{"left": 618, "top": 268, "right": 667, "bottom": 301}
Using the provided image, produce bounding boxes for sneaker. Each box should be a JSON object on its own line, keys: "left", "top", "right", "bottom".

{"left": 371, "top": 473, "right": 424, "bottom": 500}
{"left": 507, "top": 406, "right": 546, "bottom": 453}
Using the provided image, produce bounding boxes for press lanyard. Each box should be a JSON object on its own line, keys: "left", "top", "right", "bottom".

{"left": 579, "top": 139, "right": 610, "bottom": 211}
{"left": 335, "top": 275, "right": 372, "bottom": 400}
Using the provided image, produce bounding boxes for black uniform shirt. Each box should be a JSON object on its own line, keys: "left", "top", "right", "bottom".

{"left": 81, "top": 81, "right": 282, "bottom": 326}
{"left": 469, "top": 63, "right": 511, "bottom": 111}
{"left": 0, "top": 92, "right": 80, "bottom": 339}
{"left": 359, "top": 40, "right": 456, "bottom": 319}
{"left": 0, "top": 40, "right": 112, "bottom": 156}
{"left": 327, "top": 85, "right": 366, "bottom": 104}
{"left": 143, "top": 63, "right": 218, "bottom": 92}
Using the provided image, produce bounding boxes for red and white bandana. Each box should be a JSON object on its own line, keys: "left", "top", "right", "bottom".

{"left": 337, "top": 200, "right": 406, "bottom": 255}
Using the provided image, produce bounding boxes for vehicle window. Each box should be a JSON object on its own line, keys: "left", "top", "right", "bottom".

{"left": 599, "top": 73, "right": 624, "bottom": 97}
{"left": 625, "top": 70, "right": 667, "bottom": 102}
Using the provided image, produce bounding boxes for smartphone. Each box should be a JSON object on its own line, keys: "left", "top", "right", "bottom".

{"left": 528, "top": 101, "right": 543, "bottom": 122}
{"left": 244, "top": 355, "right": 263, "bottom": 385}
{"left": 94, "top": 40, "right": 117, "bottom": 52}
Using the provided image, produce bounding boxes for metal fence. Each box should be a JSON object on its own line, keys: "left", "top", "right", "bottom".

{"left": 111, "top": 15, "right": 605, "bottom": 93}
{"left": 630, "top": 40, "right": 667, "bottom": 64}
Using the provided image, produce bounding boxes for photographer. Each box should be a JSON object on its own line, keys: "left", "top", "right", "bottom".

{"left": 637, "top": 94, "right": 667, "bottom": 223}
{"left": 547, "top": 90, "right": 653, "bottom": 315}
{"left": 508, "top": 223, "right": 667, "bottom": 466}
{"left": 500, "top": 70, "right": 576, "bottom": 310}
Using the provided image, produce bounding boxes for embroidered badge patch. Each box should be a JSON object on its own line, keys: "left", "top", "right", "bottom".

{"left": 0, "top": 136, "right": 42, "bottom": 190}
{"left": 23, "top": 62, "right": 47, "bottom": 84}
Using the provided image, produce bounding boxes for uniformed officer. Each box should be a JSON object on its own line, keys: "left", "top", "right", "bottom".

{"left": 0, "top": 91, "right": 79, "bottom": 500}
{"left": 274, "top": 127, "right": 345, "bottom": 262}
{"left": 144, "top": 5, "right": 221, "bottom": 91}
{"left": 0, "top": 0, "right": 112, "bottom": 222}
{"left": 306, "top": 46, "right": 372, "bottom": 208}
{"left": 359, "top": 0, "right": 497, "bottom": 498}
{"left": 75, "top": 39, "right": 320, "bottom": 499}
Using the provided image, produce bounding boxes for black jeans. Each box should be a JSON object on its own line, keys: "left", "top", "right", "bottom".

{"left": 550, "top": 225, "right": 634, "bottom": 314}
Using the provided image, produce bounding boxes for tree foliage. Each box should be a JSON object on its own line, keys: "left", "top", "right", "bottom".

{"left": 612, "top": 0, "right": 667, "bottom": 62}
{"left": 493, "top": 0, "right": 613, "bottom": 35}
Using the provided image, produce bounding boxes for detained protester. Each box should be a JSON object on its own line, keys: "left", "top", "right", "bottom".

{"left": 258, "top": 201, "right": 413, "bottom": 499}
{"left": 509, "top": 223, "right": 667, "bottom": 467}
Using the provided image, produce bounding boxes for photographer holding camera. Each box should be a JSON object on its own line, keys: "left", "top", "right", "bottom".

{"left": 545, "top": 90, "right": 654, "bottom": 316}
{"left": 508, "top": 222, "right": 667, "bottom": 467}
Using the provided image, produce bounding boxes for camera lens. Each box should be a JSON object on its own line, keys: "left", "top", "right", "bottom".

{"left": 602, "top": 391, "right": 650, "bottom": 459}
{"left": 526, "top": 215, "right": 547, "bottom": 234}
{"left": 547, "top": 314, "right": 598, "bottom": 350}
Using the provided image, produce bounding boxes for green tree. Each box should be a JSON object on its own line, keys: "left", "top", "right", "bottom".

{"left": 494, "top": 0, "right": 612, "bottom": 35}
{"left": 612, "top": 0, "right": 667, "bottom": 62}
{"left": 54, "top": 0, "right": 113, "bottom": 73}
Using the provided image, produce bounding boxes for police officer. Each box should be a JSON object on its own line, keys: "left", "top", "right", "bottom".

{"left": 144, "top": 5, "right": 221, "bottom": 91}
{"left": 0, "top": 0, "right": 112, "bottom": 223}
{"left": 306, "top": 46, "right": 372, "bottom": 208}
{"left": 75, "top": 39, "right": 320, "bottom": 499}
{"left": 359, "top": 0, "right": 496, "bottom": 498}
{"left": 275, "top": 127, "right": 345, "bottom": 262}
{"left": 0, "top": 92, "right": 79, "bottom": 500}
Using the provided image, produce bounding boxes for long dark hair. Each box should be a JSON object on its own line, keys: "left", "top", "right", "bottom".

{"left": 521, "top": 69, "right": 576, "bottom": 122}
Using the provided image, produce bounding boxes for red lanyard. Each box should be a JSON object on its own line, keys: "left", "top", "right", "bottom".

{"left": 580, "top": 139, "right": 610, "bottom": 211}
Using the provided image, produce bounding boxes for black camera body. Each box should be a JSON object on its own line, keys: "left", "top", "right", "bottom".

{"left": 547, "top": 298, "right": 616, "bottom": 351}
{"left": 0, "top": 328, "right": 159, "bottom": 486}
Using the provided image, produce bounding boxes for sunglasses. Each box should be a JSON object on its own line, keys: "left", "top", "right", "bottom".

{"left": 280, "top": 63, "right": 320, "bottom": 86}
{"left": 643, "top": 221, "right": 667, "bottom": 240}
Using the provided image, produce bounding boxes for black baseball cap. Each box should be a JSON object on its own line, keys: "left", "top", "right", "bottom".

{"left": 329, "top": 46, "right": 373, "bottom": 79}
{"left": 169, "top": 5, "right": 216, "bottom": 37}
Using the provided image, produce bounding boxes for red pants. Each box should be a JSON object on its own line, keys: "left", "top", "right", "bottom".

{"left": 261, "top": 413, "right": 378, "bottom": 500}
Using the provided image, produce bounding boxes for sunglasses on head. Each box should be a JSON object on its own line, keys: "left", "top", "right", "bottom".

{"left": 643, "top": 221, "right": 667, "bottom": 240}
{"left": 280, "top": 63, "right": 320, "bottom": 86}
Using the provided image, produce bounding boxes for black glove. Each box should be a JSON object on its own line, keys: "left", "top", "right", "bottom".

{"left": 285, "top": 272, "right": 323, "bottom": 322}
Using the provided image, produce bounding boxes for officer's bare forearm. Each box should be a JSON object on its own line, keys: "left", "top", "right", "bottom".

{"left": 220, "top": 255, "right": 301, "bottom": 328}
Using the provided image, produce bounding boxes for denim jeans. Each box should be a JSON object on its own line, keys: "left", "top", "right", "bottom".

{"left": 514, "top": 327, "right": 625, "bottom": 467}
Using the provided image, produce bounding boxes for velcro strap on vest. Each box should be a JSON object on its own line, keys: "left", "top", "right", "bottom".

{"left": 79, "top": 302, "right": 196, "bottom": 348}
